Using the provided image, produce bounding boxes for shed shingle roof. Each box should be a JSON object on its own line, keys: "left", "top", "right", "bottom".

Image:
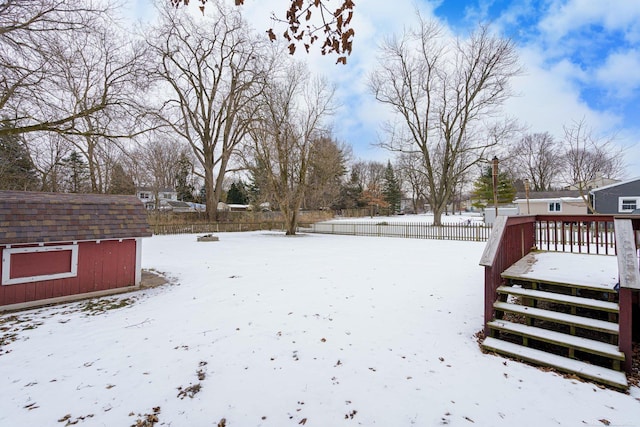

{"left": 0, "top": 191, "right": 152, "bottom": 245}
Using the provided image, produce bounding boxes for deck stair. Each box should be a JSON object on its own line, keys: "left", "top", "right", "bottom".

{"left": 482, "top": 251, "right": 628, "bottom": 389}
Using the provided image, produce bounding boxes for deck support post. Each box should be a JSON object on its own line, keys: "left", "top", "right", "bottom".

{"left": 618, "top": 288, "right": 633, "bottom": 373}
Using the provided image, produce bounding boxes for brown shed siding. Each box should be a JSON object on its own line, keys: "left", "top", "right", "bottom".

{"left": 0, "top": 240, "right": 137, "bottom": 306}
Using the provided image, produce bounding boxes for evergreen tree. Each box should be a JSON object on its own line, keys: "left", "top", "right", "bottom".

{"left": 61, "top": 151, "right": 89, "bottom": 193}
{"left": 175, "top": 153, "right": 195, "bottom": 202}
{"left": 227, "top": 180, "right": 249, "bottom": 204}
{"left": 335, "top": 169, "right": 364, "bottom": 209}
{"left": 471, "top": 166, "right": 516, "bottom": 209}
{"left": 108, "top": 163, "right": 136, "bottom": 194}
{"left": 382, "top": 161, "right": 402, "bottom": 213}
{"left": 247, "top": 158, "right": 272, "bottom": 207}
{"left": 0, "top": 131, "right": 39, "bottom": 191}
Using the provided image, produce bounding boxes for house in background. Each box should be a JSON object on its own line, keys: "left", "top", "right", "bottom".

{"left": 513, "top": 190, "right": 588, "bottom": 215}
{"left": 0, "top": 191, "right": 151, "bottom": 310}
{"left": 136, "top": 187, "right": 178, "bottom": 210}
{"left": 590, "top": 177, "right": 640, "bottom": 214}
{"left": 565, "top": 172, "right": 620, "bottom": 191}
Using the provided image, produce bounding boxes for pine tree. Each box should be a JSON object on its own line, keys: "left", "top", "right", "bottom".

{"left": 336, "top": 170, "right": 364, "bottom": 209}
{"left": 108, "top": 163, "right": 136, "bottom": 194}
{"left": 175, "top": 153, "right": 195, "bottom": 202}
{"left": 0, "top": 131, "right": 39, "bottom": 191}
{"left": 227, "top": 180, "right": 249, "bottom": 204}
{"left": 382, "top": 161, "right": 402, "bottom": 213}
{"left": 61, "top": 151, "right": 89, "bottom": 193}
{"left": 471, "top": 166, "right": 516, "bottom": 209}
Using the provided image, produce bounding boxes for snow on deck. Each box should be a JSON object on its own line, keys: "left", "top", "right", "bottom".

{"left": 502, "top": 251, "right": 618, "bottom": 290}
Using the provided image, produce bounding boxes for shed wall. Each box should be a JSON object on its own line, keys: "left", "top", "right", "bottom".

{"left": 0, "top": 239, "right": 137, "bottom": 306}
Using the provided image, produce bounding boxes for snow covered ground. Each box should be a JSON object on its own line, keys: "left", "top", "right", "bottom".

{"left": 0, "top": 232, "right": 638, "bottom": 426}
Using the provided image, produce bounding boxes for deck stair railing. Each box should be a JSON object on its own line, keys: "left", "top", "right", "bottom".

{"left": 480, "top": 214, "right": 638, "bottom": 390}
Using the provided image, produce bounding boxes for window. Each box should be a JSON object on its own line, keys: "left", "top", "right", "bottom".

{"left": 619, "top": 197, "right": 639, "bottom": 213}
{"left": 2, "top": 245, "right": 79, "bottom": 285}
{"left": 548, "top": 202, "right": 561, "bottom": 212}
{"left": 139, "top": 192, "right": 150, "bottom": 199}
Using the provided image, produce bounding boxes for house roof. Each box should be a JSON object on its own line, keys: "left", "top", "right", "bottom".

{"left": 0, "top": 191, "right": 152, "bottom": 245}
{"left": 136, "top": 187, "right": 176, "bottom": 193}
{"left": 514, "top": 190, "right": 582, "bottom": 200}
{"left": 165, "top": 200, "right": 191, "bottom": 208}
{"left": 589, "top": 176, "right": 640, "bottom": 193}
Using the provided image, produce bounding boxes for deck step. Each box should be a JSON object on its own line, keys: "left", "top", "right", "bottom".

{"left": 493, "top": 302, "right": 619, "bottom": 334}
{"left": 496, "top": 286, "right": 619, "bottom": 313}
{"left": 487, "top": 320, "right": 625, "bottom": 360}
{"left": 482, "top": 337, "right": 628, "bottom": 389}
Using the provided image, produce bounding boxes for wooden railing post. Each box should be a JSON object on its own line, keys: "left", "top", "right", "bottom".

{"left": 613, "top": 218, "right": 640, "bottom": 373}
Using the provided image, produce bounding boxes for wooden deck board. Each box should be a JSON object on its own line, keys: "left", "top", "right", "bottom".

{"left": 487, "top": 320, "right": 624, "bottom": 360}
{"left": 493, "top": 302, "right": 619, "bottom": 334}
{"left": 501, "top": 252, "right": 618, "bottom": 291}
{"left": 482, "top": 337, "right": 628, "bottom": 389}
{"left": 496, "top": 286, "right": 619, "bottom": 312}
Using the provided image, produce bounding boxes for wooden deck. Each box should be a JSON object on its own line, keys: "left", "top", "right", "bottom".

{"left": 501, "top": 251, "right": 619, "bottom": 291}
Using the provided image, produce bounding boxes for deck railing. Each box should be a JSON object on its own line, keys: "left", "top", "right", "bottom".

{"left": 480, "top": 214, "right": 639, "bottom": 373}
{"left": 479, "top": 215, "right": 537, "bottom": 335}
{"left": 534, "top": 215, "right": 616, "bottom": 255}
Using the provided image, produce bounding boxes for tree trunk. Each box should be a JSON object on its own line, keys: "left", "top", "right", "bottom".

{"left": 285, "top": 207, "right": 299, "bottom": 235}
{"left": 204, "top": 161, "right": 216, "bottom": 222}
{"left": 432, "top": 200, "right": 446, "bottom": 226}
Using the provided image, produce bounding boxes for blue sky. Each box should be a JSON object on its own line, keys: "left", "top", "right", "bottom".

{"left": 131, "top": 0, "right": 640, "bottom": 177}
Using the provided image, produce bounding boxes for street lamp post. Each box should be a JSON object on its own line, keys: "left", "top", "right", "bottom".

{"left": 492, "top": 156, "right": 499, "bottom": 218}
{"left": 524, "top": 178, "right": 531, "bottom": 214}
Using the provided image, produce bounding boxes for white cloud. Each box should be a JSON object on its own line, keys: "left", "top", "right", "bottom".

{"left": 504, "top": 45, "right": 621, "bottom": 138}
{"left": 595, "top": 49, "right": 640, "bottom": 98}
{"left": 126, "top": 0, "right": 640, "bottom": 173}
{"left": 539, "top": 0, "right": 640, "bottom": 42}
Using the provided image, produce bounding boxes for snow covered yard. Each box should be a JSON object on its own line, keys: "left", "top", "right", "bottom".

{"left": 0, "top": 232, "right": 638, "bottom": 426}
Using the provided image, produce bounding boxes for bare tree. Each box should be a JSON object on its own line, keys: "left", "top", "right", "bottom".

{"left": 0, "top": 0, "right": 120, "bottom": 138}
{"left": 396, "top": 152, "right": 428, "bottom": 214}
{"left": 248, "top": 62, "right": 335, "bottom": 235}
{"left": 47, "top": 20, "right": 151, "bottom": 193}
{"left": 369, "top": 17, "right": 520, "bottom": 225}
{"left": 129, "top": 136, "right": 191, "bottom": 206}
{"left": 506, "top": 132, "right": 562, "bottom": 191}
{"left": 351, "top": 160, "right": 386, "bottom": 194}
{"left": 561, "top": 119, "right": 624, "bottom": 212}
{"left": 148, "top": 1, "right": 268, "bottom": 220}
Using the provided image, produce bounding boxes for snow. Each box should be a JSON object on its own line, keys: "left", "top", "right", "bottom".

{"left": 506, "top": 252, "right": 619, "bottom": 290}
{"left": 1, "top": 232, "right": 639, "bottom": 426}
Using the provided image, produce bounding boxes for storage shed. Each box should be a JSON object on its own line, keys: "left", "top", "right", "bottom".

{"left": 0, "top": 191, "right": 152, "bottom": 310}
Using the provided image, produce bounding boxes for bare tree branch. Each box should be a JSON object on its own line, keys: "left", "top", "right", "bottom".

{"left": 148, "top": 1, "right": 270, "bottom": 220}
{"left": 369, "top": 16, "right": 521, "bottom": 224}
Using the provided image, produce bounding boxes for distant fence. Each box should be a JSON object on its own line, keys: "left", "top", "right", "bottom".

{"left": 306, "top": 221, "right": 493, "bottom": 242}
{"left": 152, "top": 222, "right": 286, "bottom": 235}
